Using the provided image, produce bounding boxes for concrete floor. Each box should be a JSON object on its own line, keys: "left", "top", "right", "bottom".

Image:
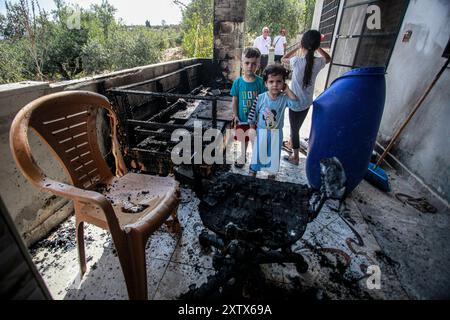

{"left": 29, "top": 110, "right": 450, "bottom": 300}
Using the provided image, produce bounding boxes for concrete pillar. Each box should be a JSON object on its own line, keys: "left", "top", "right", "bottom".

{"left": 311, "top": 0, "right": 324, "bottom": 30}
{"left": 213, "top": 0, "right": 247, "bottom": 83}
{"left": 269, "top": 47, "right": 275, "bottom": 64}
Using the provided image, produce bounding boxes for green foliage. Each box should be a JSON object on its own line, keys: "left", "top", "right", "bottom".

{"left": 181, "top": 12, "right": 213, "bottom": 58}
{"left": 0, "top": 13, "right": 6, "bottom": 36}
{"left": 1, "top": 0, "right": 54, "bottom": 80}
{"left": 0, "top": 40, "right": 29, "bottom": 82}
{"left": 44, "top": 5, "right": 90, "bottom": 79}
{"left": 90, "top": 0, "right": 117, "bottom": 39}
{"left": 110, "top": 26, "right": 163, "bottom": 70}
{"left": 178, "top": 0, "right": 213, "bottom": 58}
{"left": 167, "top": 26, "right": 183, "bottom": 47}
{"left": 0, "top": 0, "right": 182, "bottom": 84}
{"left": 81, "top": 38, "right": 111, "bottom": 74}
{"left": 299, "top": 0, "right": 316, "bottom": 33}
{"left": 180, "top": 0, "right": 213, "bottom": 30}
{"left": 246, "top": 0, "right": 303, "bottom": 42}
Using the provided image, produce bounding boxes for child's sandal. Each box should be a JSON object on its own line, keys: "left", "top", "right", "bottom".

{"left": 282, "top": 141, "right": 293, "bottom": 154}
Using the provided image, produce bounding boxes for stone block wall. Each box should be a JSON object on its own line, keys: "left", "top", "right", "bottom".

{"left": 213, "top": 0, "right": 247, "bottom": 83}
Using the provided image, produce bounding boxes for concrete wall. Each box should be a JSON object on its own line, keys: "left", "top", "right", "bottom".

{"left": 379, "top": 0, "right": 450, "bottom": 203}
{"left": 311, "top": 0, "right": 324, "bottom": 31}
{"left": 213, "top": 0, "right": 247, "bottom": 83}
{"left": 0, "top": 59, "right": 201, "bottom": 246}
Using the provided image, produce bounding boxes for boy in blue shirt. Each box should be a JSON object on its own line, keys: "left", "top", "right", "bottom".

{"left": 231, "top": 47, "right": 267, "bottom": 168}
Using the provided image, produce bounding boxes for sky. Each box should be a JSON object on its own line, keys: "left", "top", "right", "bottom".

{"left": 0, "top": 0, "right": 185, "bottom": 25}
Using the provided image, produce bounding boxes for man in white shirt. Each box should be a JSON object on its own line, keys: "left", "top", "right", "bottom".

{"left": 253, "top": 26, "right": 271, "bottom": 74}
{"left": 273, "top": 28, "right": 287, "bottom": 63}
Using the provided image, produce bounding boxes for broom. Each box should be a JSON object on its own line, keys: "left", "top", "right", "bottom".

{"left": 365, "top": 45, "right": 449, "bottom": 192}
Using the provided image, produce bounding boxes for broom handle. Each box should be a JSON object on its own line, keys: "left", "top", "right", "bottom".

{"left": 376, "top": 58, "right": 449, "bottom": 167}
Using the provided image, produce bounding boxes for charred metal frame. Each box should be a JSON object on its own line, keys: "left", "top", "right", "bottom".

{"left": 108, "top": 60, "right": 232, "bottom": 175}
{"left": 180, "top": 158, "right": 347, "bottom": 300}
{"left": 110, "top": 89, "right": 231, "bottom": 129}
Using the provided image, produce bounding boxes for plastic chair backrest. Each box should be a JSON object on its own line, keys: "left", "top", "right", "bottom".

{"left": 10, "top": 91, "right": 126, "bottom": 190}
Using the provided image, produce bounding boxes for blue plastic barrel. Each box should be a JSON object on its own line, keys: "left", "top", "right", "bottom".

{"left": 306, "top": 67, "right": 386, "bottom": 194}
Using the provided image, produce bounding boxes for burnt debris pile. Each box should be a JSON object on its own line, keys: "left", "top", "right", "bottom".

{"left": 180, "top": 173, "right": 317, "bottom": 300}
{"left": 197, "top": 173, "right": 312, "bottom": 249}
{"left": 180, "top": 158, "right": 347, "bottom": 300}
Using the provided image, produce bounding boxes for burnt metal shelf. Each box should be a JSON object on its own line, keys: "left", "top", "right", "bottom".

{"left": 108, "top": 60, "right": 232, "bottom": 176}
{"left": 110, "top": 89, "right": 232, "bottom": 131}
{"left": 109, "top": 88, "right": 232, "bottom": 102}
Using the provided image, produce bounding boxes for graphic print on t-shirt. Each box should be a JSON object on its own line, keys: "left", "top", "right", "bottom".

{"left": 263, "top": 108, "right": 277, "bottom": 129}
{"left": 241, "top": 90, "right": 259, "bottom": 120}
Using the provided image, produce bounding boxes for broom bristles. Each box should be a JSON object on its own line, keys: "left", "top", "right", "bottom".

{"left": 364, "top": 163, "right": 391, "bottom": 192}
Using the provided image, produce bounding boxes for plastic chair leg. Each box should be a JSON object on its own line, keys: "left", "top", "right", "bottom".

{"left": 76, "top": 220, "right": 87, "bottom": 277}
{"left": 120, "top": 236, "right": 148, "bottom": 300}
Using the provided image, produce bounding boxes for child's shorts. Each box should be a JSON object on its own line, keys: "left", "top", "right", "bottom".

{"left": 233, "top": 124, "right": 251, "bottom": 143}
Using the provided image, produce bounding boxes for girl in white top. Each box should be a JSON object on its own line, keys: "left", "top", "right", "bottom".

{"left": 281, "top": 30, "right": 331, "bottom": 164}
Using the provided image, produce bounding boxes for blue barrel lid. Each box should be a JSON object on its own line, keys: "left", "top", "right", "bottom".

{"left": 329, "top": 67, "right": 386, "bottom": 86}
